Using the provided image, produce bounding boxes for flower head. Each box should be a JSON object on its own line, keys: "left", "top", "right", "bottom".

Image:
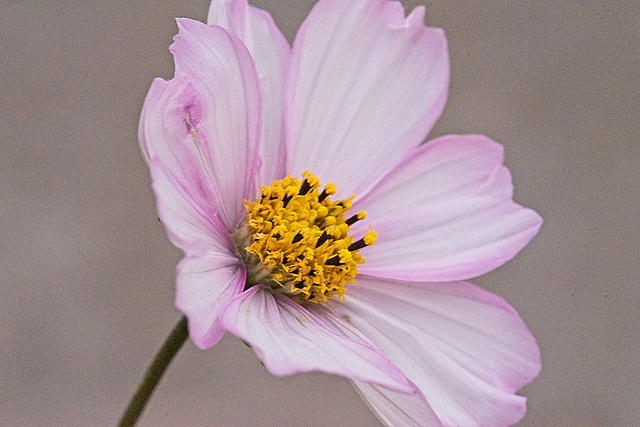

{"left": 139, "top": 0, "right": 542, "bottom": 425}
{"left": 238, "top": 171, "right": 377, "bottom": 304}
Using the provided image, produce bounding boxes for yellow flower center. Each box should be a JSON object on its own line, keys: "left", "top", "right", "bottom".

{"left": 235, "top": 171, "right": 376, "bottom": 304}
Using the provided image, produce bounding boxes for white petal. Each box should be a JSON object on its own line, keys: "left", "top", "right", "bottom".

{"left": 336, "top": 276, "right": 541, "bottom": 426}
{"left": 148, "top": 159, "right": 234, "bottom": 255}
{"left": 353, "top": 135, "right": 542, "bottom": 281}
{"left": 208, "top": 0, "right": 290, "bottom": 183}
{"left": 140, "top": 19, "right": 262, "bottom": 232}
{"left": 220, "top": 285, "right": 415, "bottom": 392}
{"left": 176, "top": 251, "right": 245, "bottom": 349}
{"left": 286, "top": 0, "right": 448, "bottom": 197}
{"left": 353, "top": 380, "right": 442, "bottom": 427}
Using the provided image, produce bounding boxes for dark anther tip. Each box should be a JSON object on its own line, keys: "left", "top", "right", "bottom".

{"left": 298, "top": 179, "right": 312, "bottom": 195}
{"left": 325, "top": 255, "right": 344, "bottom": 266}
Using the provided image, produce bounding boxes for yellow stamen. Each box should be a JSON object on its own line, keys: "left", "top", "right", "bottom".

{"left": 239, "top": 172, "right": 375, "bottom": 304}
{"left": 364, "top": 230, "right": 377, "bottom": 245}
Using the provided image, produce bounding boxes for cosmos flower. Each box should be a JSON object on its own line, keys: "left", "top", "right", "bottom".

{"left": 139, "top": 0, "right": 542, "bottom": 425}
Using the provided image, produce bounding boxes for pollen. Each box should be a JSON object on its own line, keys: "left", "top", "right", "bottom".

{"left": 239, "top": 172, "right": 375, "bottom": 304}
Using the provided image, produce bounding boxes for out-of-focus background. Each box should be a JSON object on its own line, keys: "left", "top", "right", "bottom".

{"left": 1, "top": 1, "right": 638, "bottom": 425}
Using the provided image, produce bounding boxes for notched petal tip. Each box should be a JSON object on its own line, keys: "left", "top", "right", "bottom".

{"left": 386, "top": 4, "right": 426, "bottom": 29}
{"left": 406, "top": 5, "right": 426, "bottom": 25}
{"left": 286, "top": 0, "right": 450, "bottom": 198}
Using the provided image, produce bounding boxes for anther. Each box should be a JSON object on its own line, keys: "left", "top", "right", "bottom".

{"left": 346, "top": 211, "right": 366, "bottom": 226}
{"left": 325, "top": 255, "right": 343, "bottom": 266}
{"left": 298, "top": 179, "right": 312, "bottom": 195}
{"left": 318, "top": 183, "right": 336, "bottom": 202}
{"left": 292, "top": 232, "right": 303, "bottom": 244}
{"left": 348, "top": 239, "right": 367, "bottom": 252}
{"left": 317, "top": 190, "right": 329, "bottom": 202}
{"left": 315, "top": 230, "right": 329, "bottom": 248}
{"left": 348, "top": 231, "right": 377, "bottom": 251}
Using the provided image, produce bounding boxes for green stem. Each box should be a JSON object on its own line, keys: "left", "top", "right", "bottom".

{"left": 118, "top": 316, "right": 189, "bottom": 427}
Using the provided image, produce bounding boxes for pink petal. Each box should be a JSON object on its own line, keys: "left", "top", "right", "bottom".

{"left": 140, "top": 18, "right": 262, "bottom": 232}
{"left": 176, "top": 252, "right": 245, "bottom": 349}
{"left": 285, "top": 0, "right": 449, "bottom": 198}
{"left": 336, "top": 276, "right": 541, "bottom": 426}
{"left": 148, "top": 158, "right": 234, "bottom": 256}
{"left": 353, "top": 380, "right": 442, "bottom": 426}
{"left": 208, "top": 0, "right": 290, "bottom": 184}
{"left": 220, "top": 285, "right": 415, "bottom": 393}
{"left": 353, "top": 134, "right": 542, "bottom": 281}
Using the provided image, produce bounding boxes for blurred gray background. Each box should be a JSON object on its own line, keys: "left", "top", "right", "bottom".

{"left": 1, "top": 1, "right": 638, "bottom": 425}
